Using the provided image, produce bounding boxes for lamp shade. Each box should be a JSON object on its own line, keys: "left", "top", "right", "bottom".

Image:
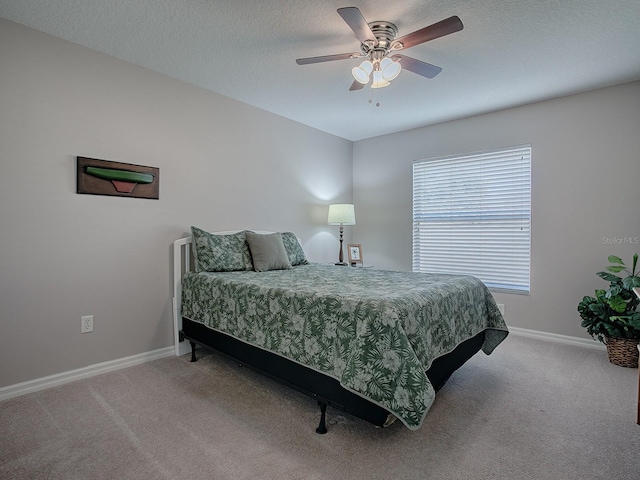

{"left": 327, "top": 204, "right": 356, "bottom": 225}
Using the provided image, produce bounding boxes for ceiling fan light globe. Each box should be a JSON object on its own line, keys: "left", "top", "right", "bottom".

{"left": 360, "top": 60, "right": 373, "bottom": 74}
{"left": 352, "top": 67, "right": 370, "bottom": 84}
{"left": 352, "top": 60, "right": 373, "bottom": 84}
{"left": 382, "top": 60, "right": 401, "bottom": 81}
{"left": 371, "top": 70, "right": 390, "bottom": 89}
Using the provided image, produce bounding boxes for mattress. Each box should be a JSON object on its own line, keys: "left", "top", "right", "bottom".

{"left": 181, "top": 263, "right": 508, "bottom": 429}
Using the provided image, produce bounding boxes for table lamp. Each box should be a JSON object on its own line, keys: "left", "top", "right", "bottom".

{"left": 328, "top": 204, "right": 356, "bottom": 266}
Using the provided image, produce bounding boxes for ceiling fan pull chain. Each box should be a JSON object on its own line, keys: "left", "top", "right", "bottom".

{"left": 368, "top": 87, "right": 381, "bottom": 108}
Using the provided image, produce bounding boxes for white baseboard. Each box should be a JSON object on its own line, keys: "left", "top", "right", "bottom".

{"left": 1, "top": 329, "right": 605, "bottom": 402}
{"left": 0, "top": 346, "right": 176, "bottom": 402}
{"left": 507, "top": 326, "right": 606, "bottom": 350}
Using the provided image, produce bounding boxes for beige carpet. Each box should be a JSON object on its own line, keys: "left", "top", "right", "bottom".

{"left": 1, "top": 335, "right": 639, "bottom": 480}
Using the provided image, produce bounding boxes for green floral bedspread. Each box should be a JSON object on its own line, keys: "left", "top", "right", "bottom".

{"left": 181, "top": 264, "right": 508, "bottom": 430}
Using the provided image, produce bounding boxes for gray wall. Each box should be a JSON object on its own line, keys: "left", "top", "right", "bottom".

{"left": 0, "top": 19, "right": 353, "bottom": 387}
{"left": 3, "top": 16, "right": 639, "bottom": 389}
{"left": 353, "top": 81, "right": 640, "bottom": 339}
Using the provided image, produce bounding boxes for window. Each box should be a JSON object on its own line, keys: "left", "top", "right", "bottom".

{"left": 412, "top": 145, "right": 531, "bottom": 294}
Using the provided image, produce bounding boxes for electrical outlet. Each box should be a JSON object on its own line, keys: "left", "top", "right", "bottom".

{"left": 81, "top": 315, "right": 94, "bottom": 333}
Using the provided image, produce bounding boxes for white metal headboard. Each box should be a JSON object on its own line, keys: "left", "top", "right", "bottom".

{"left": 172, "top": 230, "right": 274, "bottom": 356}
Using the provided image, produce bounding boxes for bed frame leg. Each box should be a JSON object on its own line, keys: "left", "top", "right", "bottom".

{"left": 189, "top": 341, "right": 197, "bottom": 362}
{"left": 316, "top": 401, "right": 328, "bottom": 434}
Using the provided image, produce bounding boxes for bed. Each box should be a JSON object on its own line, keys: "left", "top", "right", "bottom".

{"left": 172, "top": 228, "right": 508, "bottom": 433}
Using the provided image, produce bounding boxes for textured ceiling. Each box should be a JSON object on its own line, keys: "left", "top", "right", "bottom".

{"left": 1, "top": 0, "right": 639, "bottom": 141}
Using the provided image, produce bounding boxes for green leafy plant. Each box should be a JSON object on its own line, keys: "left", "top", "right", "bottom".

{"left": 577, "top": 254, "right": 640, "bottom": 343}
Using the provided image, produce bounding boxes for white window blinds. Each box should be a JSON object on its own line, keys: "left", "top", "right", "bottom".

{"left": 412, "top": 145, "right": 531, "bottom": 294}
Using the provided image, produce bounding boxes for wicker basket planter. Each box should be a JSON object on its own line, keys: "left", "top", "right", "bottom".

{"left": 605, "top": 336, "right": 640, "bottom": 368}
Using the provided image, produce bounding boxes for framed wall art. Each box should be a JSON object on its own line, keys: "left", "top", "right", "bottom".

{"left": 77, "top": 156, "right": 159, "bottom": 199}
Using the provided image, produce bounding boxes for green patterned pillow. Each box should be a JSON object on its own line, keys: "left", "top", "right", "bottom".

{"left": 281, "top": 232, "right": 309, "bottom": 266}
{"left": 190, "top": 227, "right": 253, "bottom": 272}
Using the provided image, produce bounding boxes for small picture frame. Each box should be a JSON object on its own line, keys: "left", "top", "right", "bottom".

{"left": 348, "top": 244, "right": 363, "bottom": 265}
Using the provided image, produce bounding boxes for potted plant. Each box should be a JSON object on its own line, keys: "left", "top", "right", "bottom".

{"left": 577, "top": 254, "right": 640, "bottom": 367}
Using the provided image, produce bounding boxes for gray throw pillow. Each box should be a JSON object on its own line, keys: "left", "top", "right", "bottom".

{"left": 191, "top": 227, "right": 253, "bottom": 272}
{"left": 281, "top": 232, "right": 309, "bottom": 266}
{"left": 246, "top": 232, "right": 292, "bottom": 272}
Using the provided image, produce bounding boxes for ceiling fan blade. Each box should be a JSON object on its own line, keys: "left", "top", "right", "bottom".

{"left": 349, "top": 79, "right": 366, "bottom": 91}
{"left": 394, "top": 16, "right": 463, "bottom": 50}
{"left": 393, "top": 55, "right": 442, "bottom": 78}
{"left": 296, "top": 52, "right": 361, "bottom": 65}
{"left": 337, "top": 7, "right": 376, "bottom": 44}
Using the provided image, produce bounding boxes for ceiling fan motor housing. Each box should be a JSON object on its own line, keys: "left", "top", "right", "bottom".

{"left": 361, "top": 21, "right": 399, "bottom": 62}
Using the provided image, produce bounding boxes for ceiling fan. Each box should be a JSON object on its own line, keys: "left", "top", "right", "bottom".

{"left": 296, "top": 7, "right": 463, "bottom": 91}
